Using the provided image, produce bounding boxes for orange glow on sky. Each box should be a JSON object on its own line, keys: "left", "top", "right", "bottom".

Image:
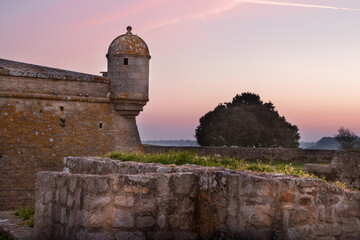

{"left": 1, "top": 0, "right": 360, "bottom": 142}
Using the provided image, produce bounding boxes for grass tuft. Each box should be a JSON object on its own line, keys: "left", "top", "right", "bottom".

{"left": 14, "top": 207, "right": 34, "bottom": 228}
{"left": 0, "top": 232, "right": 12, "bottom": 240}
{"left": 107, "top": 151, "right": 353, "bottom": 190}
{"left": 108, "top": 151, "right": 319, "bottom": 178}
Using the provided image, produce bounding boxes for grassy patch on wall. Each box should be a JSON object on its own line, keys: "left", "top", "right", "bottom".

{"left": 0, "top": 232, "right": 12, "bottom": 240}
{"left": 14, "top": 207, "right": 34, "bottom": 228}
{"left": 107, "top": 151, "right": 358, "bottom": 190}
{"left": 108, "top": 151, "right": 319, "bottom": 178}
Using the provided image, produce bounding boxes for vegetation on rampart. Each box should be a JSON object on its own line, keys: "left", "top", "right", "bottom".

{"left": 0, "top": 232, "right": 11, "bottom": 240}
{"left": 109, "top": 151, "right": 314, "bottom": 178}
{"left": 14, "top": 207, "right": 34, "bottom": 228}
{"left": 108, "top": 151, "right": 357, "bottom": 191}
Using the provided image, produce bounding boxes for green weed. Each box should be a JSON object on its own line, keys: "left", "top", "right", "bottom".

{"left": 14, "top": 207, "right": 34, "bottom": 228}
{"left": 0, "top": 232, "right": 12, "bottom": 240}
{"left": 107, "top": 151, "right": 351, "bottom": 190}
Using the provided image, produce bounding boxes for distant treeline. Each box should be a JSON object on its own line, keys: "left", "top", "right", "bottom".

{"left": 142, "top": 140, "right": 199, "bottom": 147}
{"left": 300, "top": 137, "right": 360, "bottom": 150}
{"left": 143, "top": 137, "right": 360, "bottom": 149}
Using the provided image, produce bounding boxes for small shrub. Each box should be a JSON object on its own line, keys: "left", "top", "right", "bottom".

{"left": 14, "top": 207, "right": 34, "bottom": 228}
{"left": 331, "top": 181, "right": 348, "bottom": 190}
{"left": 245, "top": 160, "right": 276, "bottom": 173}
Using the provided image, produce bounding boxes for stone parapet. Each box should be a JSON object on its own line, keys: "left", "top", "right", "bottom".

{"left": 35, "top": 156, "right": 360, "bottom": 239}
{"left": 306, "top": 151, "right": 360, "bottom": 189}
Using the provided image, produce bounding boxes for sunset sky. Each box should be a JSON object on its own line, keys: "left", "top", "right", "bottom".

{"left": 1, "top": 0, "right": 360, "bottom": 142}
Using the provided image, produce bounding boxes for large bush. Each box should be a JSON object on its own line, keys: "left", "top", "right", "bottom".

{"left": 195, "top": 93, "right": 300, "bottom": 148}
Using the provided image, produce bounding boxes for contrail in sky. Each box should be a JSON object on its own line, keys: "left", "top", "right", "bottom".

{"left": 236, "top": 0, "right": 360, "bottom": 11}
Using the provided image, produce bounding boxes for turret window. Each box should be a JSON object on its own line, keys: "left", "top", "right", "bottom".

{"left": 124, "top": 58, "right": 128, "bottom": 65}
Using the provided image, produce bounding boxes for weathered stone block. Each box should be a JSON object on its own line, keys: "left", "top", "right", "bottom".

{"left": 60, "top": 207, "right": 67, "bottom": 224}
{"left": 113, "top": 209, "right": 134, "bottom": 228}
{"left": 128, "top": 175, "right": 150, "bottom": 183}
{"left": 86, "top": 231, "right": 113, "bottom": 240}
{"left": 319, "top": 207, "right": 336, "bottom": 223}
{"left": 280, "top": 191, "right": 296, "bottom": 203}
{"left": 147, "top": 231, "right": 173, "bottom": 240}
{"left": 115, "top": 231, "right": 146, "bottom": 240}
{"left": 86, "top": 211, "right": 105, "bottom": 228}
{"left": 244, "top": 205, "right": 274, "bottom": 228}
{"left": 59, "top": 187, "right": 68, "bottom": 205}
{"left": 124, "top": 185, "right": 149, "bottom": 194}
{"left": 313, "top": 223, "right": 342, "bottom": 236}
{"left": 289, "top": 209, "right": 310, "bottom": 226}
{"left": 157, "top": 214, "right": 167, "bottom": 229}
{"left": 137, "top": 199, "right": 156, "bottom": 211}
{"left": 115, "top": 195, "right": 134, "bottom": 207}
{"left": 56, "top": 174, "right": 68, "bottom": 188}
{"left": 156, "top": 176, "right": 171, "bottom": 198}
{"left": 342, "top": 217, "right": 360, "bottom": 233}
{"left": 317, "top": 192, "right": 340, "bottom": 206}
{"left": 173, "top": 173, "right": 196, "bottom": 194}
{"left": 84, "top": 196, "right": 112, "bottom": 209}
{"left": 173, "top": 232, "right": 198, "bottom": 240}
{"left": 67, "top": 194, "right": 74, "bottom": 207}
{"left": 69, "top": 176, "right": 77, "bottom": 193}
{"left": 136, "top": 215, "right": 155, "bottom": 228}
{"left": 286, "top": 227, "right": 304, "bottom": 240}
{"left": 68, "top": 211, "right": 75, "bottom": 227}
{"left": 299, "top": 196, "right": 312, "bottom": 206}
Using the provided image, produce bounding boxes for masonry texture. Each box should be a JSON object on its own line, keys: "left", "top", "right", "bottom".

{"left": 0, "top": 27, "right": 150, "bottom": 210}
{"left": 305, "top": 151, "right": 360, "bottom": 189}
{"left": 35, "top": 157, "right": 360, "bottom": 240}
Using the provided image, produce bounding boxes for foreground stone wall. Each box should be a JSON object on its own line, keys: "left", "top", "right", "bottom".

{"left": 306, "top": 151, "right": 360, "bottom": 189}
{"left": 143, "top": 145, "right": 335, "bottom": 163}
{"left": 35, "top": 157, "right": 360, "bottom": 239}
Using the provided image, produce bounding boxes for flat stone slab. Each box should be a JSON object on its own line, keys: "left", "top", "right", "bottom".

{"left": 0, "top": 211, "right": 34, "bottom": 240}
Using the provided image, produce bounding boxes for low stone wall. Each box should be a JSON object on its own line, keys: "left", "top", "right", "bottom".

{"left": 35, "top": 157, "right": 360, "bottom": 239}
{"left": 306, "top": 152, "right": 360, "bottom": 189}
{"left": 143, "top": 145, "right": 335, "bottom": 163}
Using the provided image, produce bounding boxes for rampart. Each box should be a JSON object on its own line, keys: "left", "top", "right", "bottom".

{"left": 306, "top": 151, "right": 360, "bottom": 189}
{"left": 35, "top": 156, "right": 360, "bottom": 240}
{"left": 0, "top": 27, "right": 151, "bottom": 210}
{"left": 143, "top": 145, "right": 335, "bottom": 163}
{"left": 0, "top": 59, "right": 142, "bottom": 210}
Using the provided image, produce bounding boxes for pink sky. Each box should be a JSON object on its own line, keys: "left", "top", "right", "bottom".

{"left": 1, "top": 0, "right": 360, "bottom": 142}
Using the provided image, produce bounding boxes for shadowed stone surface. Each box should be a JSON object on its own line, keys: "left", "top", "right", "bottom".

{"left": 0, "top": 211, "right": 34, "bottom": 240}
{"left": 306, "top": 151, "right": 360, "bottom": 189}
{"left": 35, "top": 157, "right": 360, "bottom": 240}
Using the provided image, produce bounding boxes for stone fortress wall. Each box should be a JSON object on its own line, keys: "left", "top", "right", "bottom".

{"left": 35, "top": 156, "right": 360, "bottom": 240}
{"left": 144, "top": 146, "right": 360, "bottom": 189}
{"left": 0, "top": 26, "right": 150, "bottom": 210}
{"left": 143, "top": 145, "right": 335, "bottom": 163}
{"left": 306, "top": 151, "right": 360, "bottom": 189}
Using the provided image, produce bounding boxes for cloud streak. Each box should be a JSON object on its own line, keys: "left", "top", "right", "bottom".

{"left": 236, "top": 0, "right": 360, "bottom": 11}
{"left": 143, "top": 2, "right": 238, "bottom": 30}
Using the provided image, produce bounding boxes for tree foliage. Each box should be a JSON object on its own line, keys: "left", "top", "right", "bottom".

{"left": 334, "top": 127, "right": 358, "bottom": 150}
{"left": 195, "top": 93, "right": 300, "bottom": 148}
